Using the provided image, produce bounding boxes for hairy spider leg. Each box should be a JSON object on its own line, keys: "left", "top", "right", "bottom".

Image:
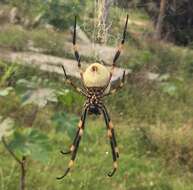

{"left": 73, "top": 16, "right": 81, "bottom": 69}
{"left": 103, "top": 70, "right": 126, "bottom": 97}
{"left": 100, "top": 104, "right": 119, "bottom": 177}
{"left": 100, "top": 104, "right": 119, "bottom": 158}
{"left": 112, "top": 14, "right": 129, "bottom": 70}
{"left": 72, "top": 16, "right": 91, "bottom": 90}
{"left": 60, "top": 104, "right": 88, "bottom": 155}
{"left": 97, "top": 72, "right": 113, "bottom": 97}
{"left": 61, "top": 65, "right": 88, "bottom": 96}
{"left": 57, "top": 106, "right": 88, "bottom": 180}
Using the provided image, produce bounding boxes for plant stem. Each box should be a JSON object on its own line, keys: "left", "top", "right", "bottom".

{"left": 2, "top": 137, "right": 27, "bottom": 190}
{"left": 2, "top": 137, "right": 22, "bottom": 165}
{"left": 20, "top": 156, "right": 26, "bottom": 190}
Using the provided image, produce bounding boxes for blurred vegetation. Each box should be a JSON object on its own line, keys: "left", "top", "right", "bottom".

{"left": 43, "top": 0, "right": 85, "bottom": 29}
{"left": 115, "top": 0, "right": 193, "bottom": 45}
{"left": 0, "top": 1, "right": 193, "bottom": 190}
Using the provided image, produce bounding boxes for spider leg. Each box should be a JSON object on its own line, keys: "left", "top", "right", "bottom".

{"left": 98, "top": 72, "right": 113, "bottom": 97}
{"left": 112, "top": 14, "right": 128, "bottom": 70}
{"left": 60, "top": 105, "right": 88, "bottom": 155}
{"left": 71, "top": 17, "right": 89, "bottom": 91}
{"left": 60, "top": 125, "right": 79, "bottom": 155}
{"left": 102, "top": 14, "right": 128, "bottom": 96}
{"left": 99, "top": 105, "right": 119, "bottom": 177}
{"left": 73, "top": 16, "right": 81, "bottom": 69}
{"left": 61, "top": 65, "right": 87, "bottom": 96}
{"left": 101, "top": 104, "right": 119, "bottom": 158}
{"left": 103, "top": 70, "right": 125, "bottom": 97}
{"left": 57, "top": 106, "right": 88, "bottom": 180}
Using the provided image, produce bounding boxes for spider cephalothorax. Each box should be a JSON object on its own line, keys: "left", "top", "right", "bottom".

{"left": 57, "top": 15, "right": 128, "bottom": 179}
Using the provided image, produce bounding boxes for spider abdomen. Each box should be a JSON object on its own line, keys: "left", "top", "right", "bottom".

{"left": 83, "top": 63, "right": 111, "bottom": 89}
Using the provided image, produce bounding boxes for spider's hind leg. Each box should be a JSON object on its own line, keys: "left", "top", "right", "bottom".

{"left": 100, "top": 104, "right": 119, "bottom": 177}
{"left": 102, "top": 105, "right": 119, "bottom": 158}
{"left": 60, "top": 118, "right": 84, "bottom": 155}
{"left": 57, "top": 106, "right": 88, "bottom": 179}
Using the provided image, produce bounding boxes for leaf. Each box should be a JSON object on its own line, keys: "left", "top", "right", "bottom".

{"left": 0, "top": 87, "right": 13, "bottom": 96}
{"left": 158, "top": 74, "right": 170, "bottom": 82}
{"left": 16, "top": 79, "right": 37, "bottom": 89}
{"left": 0, "top": 64, "right": 17, "bottom": 86}
{"left": 9, "top": 131, "right": 31, "bottom": 156}
{"left": 57, "top": 89, "right": 73, "bottom": 107}
{"left": 160, "top": 82, "right": 178, "bottom": 97}
{"left": 29, "top": 144, "right": 50, "bottom": 164}
{"left": 9, "top": 128, "right": 52, "bottom": 164}
{"left": 52, "top": 112, "right": 79, "bottom": 139}
{"left": 22, "top": 88, "right": 57, "bottom": 108}
{"left": 0, "top": 117, "right": 14, "bottom": 140}
{"left": 67, "top": 126, "right": 77, "bottom": 140}
{"left": 20, "top": 90, "right": 33, "bottom": 103}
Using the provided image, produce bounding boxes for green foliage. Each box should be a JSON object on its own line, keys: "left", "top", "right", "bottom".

{"left": 0, "top": 87, "right": 13, "bottom": 96}
{"left": 52, "top": 112, "right": 78, "bottom": 139}
{"left": 0, "top": 62, "right": 18, "bottom": 87}
{"left": 0, "top": 26, "right": 28, "bottom": 51}
{"left": 136, "top": 121, "right": 193, "bottom": 174}
{"left": 128, "top": 49, "right": 155, "bottom": 71}
{"left": 43, "top": 0, "right": 85, "bottom": 30}
{"left": 159, "top": 78, "right": 185, "bottom": 98}
{"left": 0, "top": 117, "right": 14, "bottom": 140}
{"left": 160, "top": 82, "right": 178, "bottom": 97}
{"left": 29, "top": 29, "right": 66, "bottom": 56}
{"left": 21, "top": 88, "right": 57, "bottom": 108}
{"left": 9, "top": 128, "right": 52, "bottom": 164}
{"left": 182, "top": 53, "right": 193, "bottom": 78}
{"left": 0, "top": 25, "right": 93, "bottom": 62}
{"left": 0, "top": 26, "right": 64, "bottom": 54}
{"left": 13, "top": 76, "right": 57, "bottom": 108}
{"left": 6, "top": 0, "right": 47, "bottom": 18}
{"left": 57, "top": 88, "right": 84, "bottom": 111}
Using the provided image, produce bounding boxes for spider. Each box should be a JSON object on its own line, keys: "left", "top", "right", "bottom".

{"left": 57, "top": 14, "right": 128, "bottom": 179}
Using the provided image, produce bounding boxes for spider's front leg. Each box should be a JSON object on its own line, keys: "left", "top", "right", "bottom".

{"left": 112, "top": 14, "right": 128, "bottom": 69}
{"left": 57, "top": 106, "right": 88, "bottom": 180}
{"left": 73, "top": 16, "right": 81, "bottom": 69}
{"left": 61, "top": 65, "right": 87, "bottom": 96}
{"left": 104, "top": 70, "right": 125, "bottom": 97}
{"left": 100, "top": 104, "right": 119, "bottom": 177}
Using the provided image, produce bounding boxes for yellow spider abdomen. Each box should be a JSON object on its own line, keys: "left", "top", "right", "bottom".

{"left": 83, "top": 63, "right": 110, "bottom": 88}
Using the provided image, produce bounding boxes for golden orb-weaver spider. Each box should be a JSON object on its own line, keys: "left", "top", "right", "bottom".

{"left": 57, "top": 15, "right": 128, "bottom": 179}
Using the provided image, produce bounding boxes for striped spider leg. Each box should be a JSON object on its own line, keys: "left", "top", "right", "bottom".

{"left": 57, "top": 105, "right": 89, "bottom": 179}
{"left": 103, "top": 70, "right": 126, "bottom": 97}
{"left": 98, "top": 103, "right": 119, "bottom": 177}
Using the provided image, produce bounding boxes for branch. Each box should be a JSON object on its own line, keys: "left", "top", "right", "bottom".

{"left": 2, "top": 137, "right": 22, "bottom": 165}
{"left": 20, "top": 156, "right": 26, "bottom": 190}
